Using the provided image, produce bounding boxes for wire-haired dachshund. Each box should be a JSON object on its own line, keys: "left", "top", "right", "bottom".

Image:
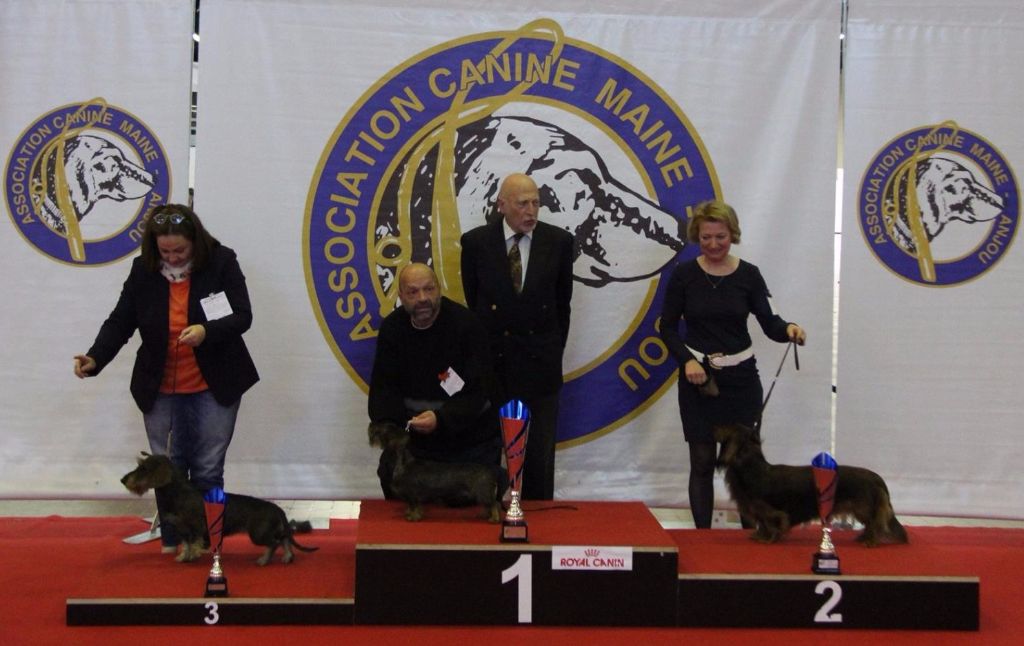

{"left": 121, "top": 452, "right": 318, "bottom": 564}
{"left": 368, "top": 421, "right": 501, "bottom": 523}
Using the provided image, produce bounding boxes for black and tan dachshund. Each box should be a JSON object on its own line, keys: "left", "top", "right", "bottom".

{"left": 714, "top": 424, "right": 908, "bottom": 546}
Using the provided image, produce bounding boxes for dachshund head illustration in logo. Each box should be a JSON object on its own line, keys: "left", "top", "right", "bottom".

{"left": 373, "top": 115, "right": 686, "bottom": 293}
{"left": 885, "top": 155, "right": 1003, "bottom": 254}
{"left": 33, "top": 134, "right": 155, "bottom": 235}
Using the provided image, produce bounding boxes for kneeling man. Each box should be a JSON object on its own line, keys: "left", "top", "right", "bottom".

{"left": 368, "top": 262, "right": 503, "bottom": 497}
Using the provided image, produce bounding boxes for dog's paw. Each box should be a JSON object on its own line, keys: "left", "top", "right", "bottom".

{"left": 856, "top": 532, "right": 881, "bottom": 547}
{"left": 404, "top": 506, "right": 424, "bottom": 522}
{"left": 485, "top": 503, "right": 501, "bottom": 523}
{"left": 750, "top": 529, "right": 780, "bottom": 544}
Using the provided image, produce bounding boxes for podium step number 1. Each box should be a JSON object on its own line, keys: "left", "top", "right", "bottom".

{"left": 502, "top": 554, "right": 532, "bottom": 623}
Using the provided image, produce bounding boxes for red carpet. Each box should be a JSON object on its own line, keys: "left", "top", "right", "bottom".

{"left": 357, "top": 499, "right": 674, "bottom": 548}
{"left": 673, "top": 523, "right": 1017, "bottom": 576}
{"left": 0, "top": 512, "right": 1021, "bottom": 644}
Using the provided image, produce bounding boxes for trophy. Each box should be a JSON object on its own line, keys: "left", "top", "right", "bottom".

{"left": 499, "top": 399, "right": 530, "bottom": 542}
{"left": 811, "top": 452, "right": 841, "bottom": 575}
{"left": 203, "top": 487, "right": 229, "bottom": 597}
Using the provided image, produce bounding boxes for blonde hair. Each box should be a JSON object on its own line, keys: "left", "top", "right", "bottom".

{"left": 686, "top": 200, "right": 741, "bottom": 244}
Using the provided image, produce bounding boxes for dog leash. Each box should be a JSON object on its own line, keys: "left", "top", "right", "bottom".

{"left": 756, "top": 341, "right": 799, "bottom": 431}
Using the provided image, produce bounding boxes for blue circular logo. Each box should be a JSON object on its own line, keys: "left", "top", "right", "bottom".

{"left": 857, "top": 121, "right": 1018, "bottom": 286}
{"left": 4, "top": 99, "right": 171, "bottom": 266}
{"left": 305, "top": 20, "right": 719, "bottom": 444}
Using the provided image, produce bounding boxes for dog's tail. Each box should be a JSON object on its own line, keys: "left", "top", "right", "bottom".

{"left": 878, "top": 494, "right": 909, "bottom": 544}
{"left": 289, "top": 537, "right": 319, "bottom": 553}
{"left": 286, "top": 519, "right": 319, "bottom": 552}
{"left": 886, "top": 514, "right": 909, "bottom": 544}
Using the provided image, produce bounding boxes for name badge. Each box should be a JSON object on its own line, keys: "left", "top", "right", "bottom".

{"left": 438, "top": 366, "right": 465, "bottom": 396}
{"left": 201, "top": 292, "right": 233, "bottom": 321}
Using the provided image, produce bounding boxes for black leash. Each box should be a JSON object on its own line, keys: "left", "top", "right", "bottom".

{"left": 754, "top": 341, "right": 799, "bottom": 434}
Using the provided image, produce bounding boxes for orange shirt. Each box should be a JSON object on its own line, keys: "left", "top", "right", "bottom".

{"left": 160, "top": 279, "right": 209, "bottom": 394}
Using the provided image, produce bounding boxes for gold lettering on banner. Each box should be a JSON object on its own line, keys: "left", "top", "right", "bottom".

{"left": 618, "top": 317, "right": 668, "bottom": 391}
{"left": 979, "top": 214, "right": 1013, "bottom": 265}
{"left": 119, "top": 119, "right": 159, "bottom": 163}
{"left": 129, "top": 192, "right": 165, "bottom": 243}
{"left": 594, "top": 79, "right": 692, "bottom": 189}
{"left": 344, "top": 87, "right": 426, "bottom": 167}
{"left": 317, "top": 172, "right": 378, "bottom": 341}
{"left": 968, "top": 143, "right": 1010, "bottom": 187}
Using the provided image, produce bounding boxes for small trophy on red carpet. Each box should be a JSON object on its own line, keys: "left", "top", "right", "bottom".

{"left": 811, "top": 452, "right": 841, "bottom": 575}
{"left": 203, "top": 487, "right": 229, "bottom": 597}
{"left": 499, "top": 399, "right": 530, "bottom": 543}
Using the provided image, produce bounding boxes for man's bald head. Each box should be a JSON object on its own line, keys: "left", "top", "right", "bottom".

{"left": 398, "top": 262, "right": 442, "bottom": 329}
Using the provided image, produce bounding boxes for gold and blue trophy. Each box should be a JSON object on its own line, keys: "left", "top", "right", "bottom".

{"left": 499, "top": 399, "right": 530, "bottom": 542}
{"left": 203, "top": 487, "right": 229, "bottom": 597}
{"left": 811, "top": 452, "right": 841, "bottom": 575}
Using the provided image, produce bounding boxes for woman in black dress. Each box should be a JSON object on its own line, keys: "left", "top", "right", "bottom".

{"left": 660, "top": 200, "right": 805, "bottom": 529}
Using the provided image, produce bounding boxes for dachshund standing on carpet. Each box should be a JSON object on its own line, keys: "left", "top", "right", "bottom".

{"left": 714, "top": 424, "right": 908, "bottom": 546}
{"left": 121, "top": 453, "right": 318, "bottom": 565}
{"left": 368, "top": 421, "right": 501, "bottom": 523}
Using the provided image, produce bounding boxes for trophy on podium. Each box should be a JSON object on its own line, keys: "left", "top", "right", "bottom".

{"left": 499, "top": 399, "right": 530, "bottom": 543}
{"left": 811, "top": 452, "right": 841, "bottom": 575}
{"left": 203, "top": 487, "right": 229, "bottom": 597}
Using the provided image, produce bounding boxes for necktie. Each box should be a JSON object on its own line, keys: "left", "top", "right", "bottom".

{"left": 509, "top": 233, "right": 524, "bottom": 294}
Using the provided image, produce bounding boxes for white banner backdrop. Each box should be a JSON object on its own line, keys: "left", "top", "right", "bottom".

{"left": 0, "top": 0, "right": 195, "bottom": 495}
{"left": 189, "top": 0, "right": 837, "bottom": 504}
{"left": 839, "top": 0, "right": 1024, "bottom": 517}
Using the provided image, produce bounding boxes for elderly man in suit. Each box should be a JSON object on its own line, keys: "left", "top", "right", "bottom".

{"left": 460, "top": 173, "right": 574, "bottom": 501}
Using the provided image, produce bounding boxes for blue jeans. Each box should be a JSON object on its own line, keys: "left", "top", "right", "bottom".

{"left": 143, "top": 390, "right": 240, "bottom": 546}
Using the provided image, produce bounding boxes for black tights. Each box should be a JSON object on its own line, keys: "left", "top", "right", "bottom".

{"left": 688, "top": 441, "right": 717, "bottom": 529}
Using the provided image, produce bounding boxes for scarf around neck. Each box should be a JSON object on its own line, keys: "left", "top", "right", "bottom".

{"left": 160, "top": 260, "right": 193, "bottom": 283}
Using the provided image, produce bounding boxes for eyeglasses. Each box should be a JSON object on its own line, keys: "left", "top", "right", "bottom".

{"left": 153, "top": 212, "right": 187, "bottom": 225}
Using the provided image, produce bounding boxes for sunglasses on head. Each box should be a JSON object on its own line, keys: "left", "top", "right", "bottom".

{"left": 153, "top": 212, "right": 188, "bottom": 225}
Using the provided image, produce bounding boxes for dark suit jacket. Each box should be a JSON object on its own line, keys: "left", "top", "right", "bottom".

{"left": 460, "top": 219, "right": 574, "bottom": 400}
{"left": 87, "top": 244, "right": 259, "bottom": 413}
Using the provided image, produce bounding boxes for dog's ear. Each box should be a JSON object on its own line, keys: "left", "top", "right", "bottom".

{"left": 712, "top": 425, "right": 728, "bottom": 443}
{"left": 368, "top": 421, "right": 390, "bottom": 447}
{"left": 715, "top": 426, "right": 741, "bottom": 466}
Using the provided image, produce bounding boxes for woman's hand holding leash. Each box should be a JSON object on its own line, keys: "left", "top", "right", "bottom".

{"left": 684, "top": 358, "right": 708, "bottom": 385}
{"left": 178, "top": 324, "right": 206, "bottom": 347}
{"left": 786, "top": 323, "right": 806, "bottom": 346}
{"left": 73, "top": 354, "right": 96, "bottom": 378}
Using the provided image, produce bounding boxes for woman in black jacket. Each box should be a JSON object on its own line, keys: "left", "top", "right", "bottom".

{"left": 74, "top": 203, "right": 259, "bottom": 553}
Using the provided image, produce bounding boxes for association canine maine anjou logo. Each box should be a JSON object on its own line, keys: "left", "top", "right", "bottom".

{"left": 3, "top": 98, "right": 170, "bottom": 266}
{"left": 304, "top": 19, "right": 719, "bottom": 444}
{"left": 857, "top": 121, "right": 1018, "bottom": 286}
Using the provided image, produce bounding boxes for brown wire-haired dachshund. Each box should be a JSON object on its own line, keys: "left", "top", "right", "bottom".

{"left": 368, "top": 421, "right": 501, "bottom": 523}
{"left": 713, "top": 424, "right": 908, "bottom": 546}
{"left": 121, "top": 453, "right": 318, "bottom": 564}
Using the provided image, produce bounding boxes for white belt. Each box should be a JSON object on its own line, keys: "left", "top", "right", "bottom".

{"left": 686, "top": 345, "right": 754, "bottom": 369}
